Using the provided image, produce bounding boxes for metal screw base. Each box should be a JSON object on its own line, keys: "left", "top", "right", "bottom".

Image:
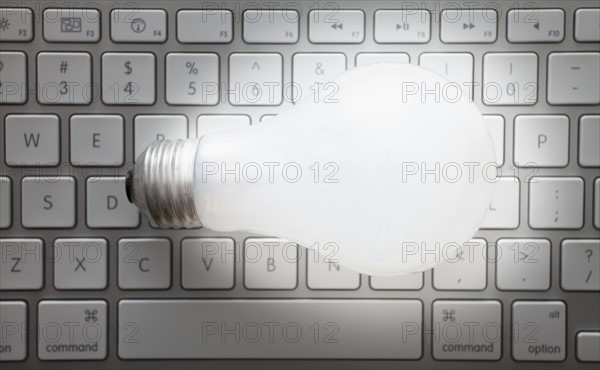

{"left": 126, "top": 139, "right": 203, "bottom": 229}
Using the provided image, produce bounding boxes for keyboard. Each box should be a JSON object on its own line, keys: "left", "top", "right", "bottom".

{"left": 0, "top": 0, "right": 599, "bottom": 368}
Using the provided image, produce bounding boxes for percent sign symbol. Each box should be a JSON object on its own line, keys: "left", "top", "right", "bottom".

{"left": 186, "top": 61, "right": 198, "bottom": 75}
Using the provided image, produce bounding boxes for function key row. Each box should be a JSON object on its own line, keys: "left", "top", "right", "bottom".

{"left": 1, "top": 7, "right": 599, "bottom": 43}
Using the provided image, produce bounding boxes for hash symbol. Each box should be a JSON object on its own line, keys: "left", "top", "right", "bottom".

{"left": 59, "top": 61, "right": 68, "bottom": 74}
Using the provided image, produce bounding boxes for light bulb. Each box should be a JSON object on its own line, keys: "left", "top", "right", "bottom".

{"left": 126, "top": 63, "right": 496, "bottom": 276}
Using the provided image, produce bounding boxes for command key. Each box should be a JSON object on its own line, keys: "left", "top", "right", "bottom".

{"left": 38, "top": 300, "right": 107, "bottom": 360}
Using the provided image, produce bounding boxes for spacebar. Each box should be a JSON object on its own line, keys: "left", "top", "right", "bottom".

{"left": 118, "top": 299, "right": 422, "bottom": 359}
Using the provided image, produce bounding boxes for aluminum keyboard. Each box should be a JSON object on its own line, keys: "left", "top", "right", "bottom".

{"left": 0, "top": 1, "right": 599, "bottom": 369}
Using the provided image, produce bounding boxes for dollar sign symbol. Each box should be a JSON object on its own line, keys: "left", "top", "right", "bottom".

{"left": 124, "top": 61, "right": 132, "bottom": 75}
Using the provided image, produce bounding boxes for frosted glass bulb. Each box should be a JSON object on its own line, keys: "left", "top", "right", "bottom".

{"left": 126, "top": 63, "right": 496, "bottom": 276}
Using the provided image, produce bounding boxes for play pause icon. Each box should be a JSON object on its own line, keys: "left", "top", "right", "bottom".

{"left": 396, "top": 22, "right": 410, "bottom": 31}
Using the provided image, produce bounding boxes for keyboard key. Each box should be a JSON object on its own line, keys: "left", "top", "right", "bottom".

{"left": 561, "top": 239, "right": 600, "bottom": 291}
{"left": 166, "top": 53, "right": 219, "bottom": 105}
{"left": 177, "top": 10, "right": 233, "bottom": 43}
{"left": 38, "top": 300, "right": 107, "bottom": 360}
{"left": 229, "top": 53, "right": 282, "bottom": 105}
{"left": 440, "top": 9, "right": 497, "bottom": 43}
{"left": 369, "top": 273, "right": 423, "bottom": 290}
{"left": 102, "top": 52, "right": 156, "bottom": 105}
{"left": 243, "top": 10, "right": 299, "bottom": 43}
{"left": 244, "top": 238, "right": 297, "bottom": 289}
{"left": 433, "top": 239, "right": 487, "bottom": 290}
{"left": 0, "top": 239, "right": 43, "bottom": 290}
{"left": 356, "top": 53, "right": 409, "bottom": 66}
{"left": 54, "top": 238, "right": 108, "bottom": 290}
{"left": 579, "top": 115, "right": 600, "bottom": 167}
{"left": 70, "top": 115, "right": 124, "bottom": 166}
{"left": 507, "top": 9, "right": 564, "bottom": 42}
{"left": 0, "top": 51, "right": 27, "bottom": 103}
{"left": 420, "top": 53, "right": 473, "bottom": 100}
{"left": 43, "top": 8, "right": 100, "bottom": 42}
{"left": 0, "top": 177, "right": 10, "bottom": 228}
{"left": 575, "top": 8, "right": 600, "bottom": 42}
{"left": 308, "top": 10, "right": 365, "bottom": 43}
{"left": 134, "top": 115, "right": 187, "bottom": 159}
{"left": 483, "top": 115, "right": 504, "bottom": 165}
{"left": 293, "top": 53, "right": 346, "bottom": 102}
{"left": 37, "top": 52, "right": 92, "bottom": 104}
{"left": 0, "top": 8, "right": 33, "bottom": 41}
{"left": 260, "top": 114, "right": 277, "bottom": 122}
{"left": 5, "top": 114, "right": 59, "bottom": 166}
{"left": 22, "top": 177, "right": 76, "bottom": 228}
{"left": 197, "top": 115, "right": 250, "bottom": 137}
{"left": 118, "top": 238, "right": 171, "bottom": 289}
{"left": 307, "top": 249, "right": 360, "bottom": 290}
{"left": 118, "top": 299, "right": 422, "bottom": 359}
{"left": 529, "top": 177, "right": 584, "bottom": 229}
{"left": 577, "top": 332, "right": 600, "bottom": 362}
{"left": 0, "top": 301, "right": 27, "bottom": 361}
{"left": 374, "top": 10, "right": 431, "bottom": 43}
{"left": 432, "top": 300, "right": 501, "bottom": 360}
{"left": 480, "top": 177, "right": 519, "bottom": 229}
{"left": 483, "top": 53, "right": 537, "bottom": 105}
{"left": 181, "top": 238, "right": 235, "bottom": 289}
{"left": 86, "top": 177, "right": 140, "bottom": 228}
{"left": 496, "top": 239, "right": 551, "bottom": 290}
{"left": 512, "top": 301, "right": 565, "bottom": 361}
{"left": 514, "top": 115, "right": 569, "bottom": 167}
{"left": 547, "top": 52, "right": 600, "bottom": 105}
{"left": 111, "top": 9, "right": 166, "bottom": 42}
{"left": 595, "top": 178, "right": 600, "bottom": 229}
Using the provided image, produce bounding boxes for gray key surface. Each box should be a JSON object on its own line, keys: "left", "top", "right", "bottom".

{"left": 4, "top": 114, "right": 60, "bottom": 166}
{"left": 86, "top": 177, "right": 140, "bottom": 228}
{"left": 0, "top": 177, "right": 11, "bottom": 228}
{"left": 38, "top": 300, "right": 107, "bottom": 360}
{"left": 0, "top": 51, "right": 27, "bottom": 103}
{"left": 43, "top": 8, "right": 100, "bottom": 42}
{"left": 37, "top": 52, "right": 92, "bottom": 104}
{"left": 0, "top": 238, "right": 43, "bottom": 290}
{"left": 54, "top": 238, "right": 108, "bottom": 290}
{"left": 21, "top": 176, "right": 76, "bottom": 228}
{"left": 0, "top": 301, "right": 27, "bottom": 361}
{"left": 70, "top": 115, "right": 124, "bottom": 166}
{"left": 0, "top": 8, "right": 33, "bottom": 41}
{"left": 118, "top": 299, "right": 422, "bottom": 359}
{"left": 118, "top": 238, "right": 171, "bottom": 289}
{"left": 432, "top": 300, "right": 502, "bottom": 360}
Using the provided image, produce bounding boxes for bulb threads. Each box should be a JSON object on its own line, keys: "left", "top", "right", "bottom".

{"left": 126, "top": 138, "right": 203, "bottom": 229}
